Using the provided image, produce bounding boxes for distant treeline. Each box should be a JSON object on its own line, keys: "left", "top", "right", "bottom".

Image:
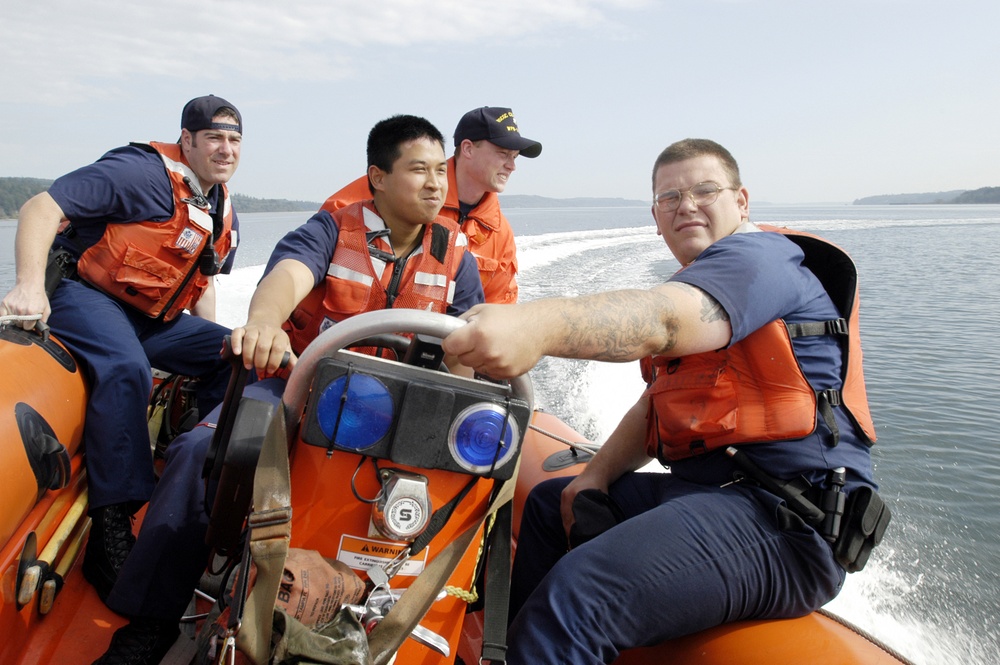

{"left": 0, "top": 177, "right": 53, "bottom": 217}
{"left": 5, "top": 176, "right": 998, "bottom": 217}
{"left": 952, "top": 187, "right": 1000, "bottom": 204}
{"left": 0, "top": 178, "right": 321, "bottom": 218}
{"left": 0, "top": 178, "right": 647, "bottom": 217}
{"left": 229, "top": 193, "right": 320, "bottom": 212}
{"left": 853, "top": 187, "right": 1000, "bottom": 205}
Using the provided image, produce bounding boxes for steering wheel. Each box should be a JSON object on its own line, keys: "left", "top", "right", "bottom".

{"left": 282, "top": 309, "right": 534, "bottom": 439}
{"left": 206, "top": 310, "right": 533, "bottom": 555}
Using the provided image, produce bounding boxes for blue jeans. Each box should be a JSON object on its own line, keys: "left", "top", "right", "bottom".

{"left": 506, "top": 473, "right": 845, "bottom": 665}
{"left": 48, "top": 280, "right": 230, "bottom": 510}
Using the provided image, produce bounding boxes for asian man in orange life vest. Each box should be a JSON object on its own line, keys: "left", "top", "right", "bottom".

{"left": 324, "top": 106, "right": 541, "bottom": 305}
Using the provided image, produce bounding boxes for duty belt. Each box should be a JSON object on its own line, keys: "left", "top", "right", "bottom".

{"left": 724, "top": 447, "right": 890, "bottom": 572}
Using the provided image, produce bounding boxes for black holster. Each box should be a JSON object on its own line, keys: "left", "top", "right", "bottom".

{"left": 44, "top": 248, "right": 78, "bottom": 297}
{"left": 833, "top": 486, "right": 891, "bottom": 572}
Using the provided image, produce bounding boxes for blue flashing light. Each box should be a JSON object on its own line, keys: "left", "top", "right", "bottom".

{"left": 316, "top": 374, "right": 394, "bottom": 450}
{"left": 448, "top": 403, "right": 519, "bottom": 474}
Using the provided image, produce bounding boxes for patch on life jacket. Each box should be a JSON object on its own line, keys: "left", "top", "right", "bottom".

{"left": 174, "top": 227, "right": 205, "bottom": 255}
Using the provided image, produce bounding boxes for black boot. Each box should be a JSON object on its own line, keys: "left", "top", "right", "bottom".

{"left": 82, "top": 503, "right": 137, "bottom": 603}
{"left": 91, "top": 618, "right": 180, "bottom": 665}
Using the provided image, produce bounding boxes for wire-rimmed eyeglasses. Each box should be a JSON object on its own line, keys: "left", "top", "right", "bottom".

{"left": 653, "top": 182, "right": 736, "bottom": 212}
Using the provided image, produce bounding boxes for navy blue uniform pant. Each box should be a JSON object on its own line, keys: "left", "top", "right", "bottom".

{"left": 48, "top": 280, "right": 231, "bottom": 510}
{"left": 506, "top": 473, "right": 846, "bottom": 665}
{"left": 107, "top": 379, "right": 285, "bottom": 620}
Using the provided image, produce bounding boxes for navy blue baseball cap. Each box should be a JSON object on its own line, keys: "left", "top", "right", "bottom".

{"left": 181, "top": 95, "right": 242, "bottom": 135}
{"left": 454, "top": 107, "right": 541, "bottom": 158}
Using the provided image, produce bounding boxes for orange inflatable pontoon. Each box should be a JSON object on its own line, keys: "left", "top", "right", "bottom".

{"left": 0, "top": 311, "right": 914, "bottom": 665}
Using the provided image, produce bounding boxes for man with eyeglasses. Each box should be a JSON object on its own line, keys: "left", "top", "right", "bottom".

{"left": 442, "top": 139, "right": 882, "bottom": 663}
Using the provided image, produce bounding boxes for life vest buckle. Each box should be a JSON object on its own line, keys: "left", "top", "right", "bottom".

{"left": 820, "top": 388, "right": 842, "bottom": 408}
{"left": 825, "top": 318, "right": 849, "bottom": 335}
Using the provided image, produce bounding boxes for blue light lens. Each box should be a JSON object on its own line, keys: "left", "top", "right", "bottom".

{"left": 448, "top": 404, "right": 519, "bottom": 474}
{"left": 316, "top": 374, "right": 394, "bottom": 450}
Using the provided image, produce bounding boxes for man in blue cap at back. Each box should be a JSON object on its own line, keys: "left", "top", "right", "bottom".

{"left": 325, "top": 106, "right": 542, "bottom": 304}
{"left": 0, "top": 94, "right": 244, "bottom": 603}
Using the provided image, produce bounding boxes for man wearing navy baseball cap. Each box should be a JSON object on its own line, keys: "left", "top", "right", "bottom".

{"left": 181, "top": 94, "right": 243, "bottom": 135}
{"left": 0, "top": 94, "right": 243, "bottom": 608}
{"left": 324, "top": 105, "right": 542, "bottom": 304}
{"left": 447, "top": 106, "right": 541, "bottom": 303}
{"left": 453, "top": 106, "right": 542, "bottom": 158}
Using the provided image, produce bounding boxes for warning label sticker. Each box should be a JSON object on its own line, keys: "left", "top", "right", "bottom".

{"left": 336, "top": 535, "right": 428, "bottom": 576}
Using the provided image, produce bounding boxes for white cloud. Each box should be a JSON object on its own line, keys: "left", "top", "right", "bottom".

{"left": 2, "top": 0, "right": 647, "bottom": 104}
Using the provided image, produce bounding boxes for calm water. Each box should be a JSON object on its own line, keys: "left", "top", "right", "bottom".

{"left": 2, "top": 204, "right": 998, "bottom": 663}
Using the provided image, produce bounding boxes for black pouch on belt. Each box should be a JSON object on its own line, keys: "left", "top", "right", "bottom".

{"left": 833, "top": 486, "right": 891, "bottom": 573}
{"left": 569, "top": 489, "right": 625, "bottom": 549}
{"left": 44, "top": 248, "right": 77, "bottom": 297}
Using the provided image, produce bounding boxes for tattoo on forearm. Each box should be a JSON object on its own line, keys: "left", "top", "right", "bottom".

{"left": 552, "top": 291, "right": 679, "bottom": 362}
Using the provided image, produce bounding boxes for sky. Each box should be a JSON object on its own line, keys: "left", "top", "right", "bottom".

{"left": 2, "top": 0, "right": 998, "bottom": 205}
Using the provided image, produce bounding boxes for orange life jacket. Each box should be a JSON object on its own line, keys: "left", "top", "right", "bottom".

{"left": 74, "top": 142, "right": 234, "bottom": 321}
{"left": 642, "top": 225, "right": 876, "bottom": 462}
{"left": 321, "top": 157, "right": 519, "bottom": 304}
{"left": 284, "top": 201, "right": 467, "bottom": 355}
{"left": 440, "top": 168, "right": 519, "bottom": 305}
